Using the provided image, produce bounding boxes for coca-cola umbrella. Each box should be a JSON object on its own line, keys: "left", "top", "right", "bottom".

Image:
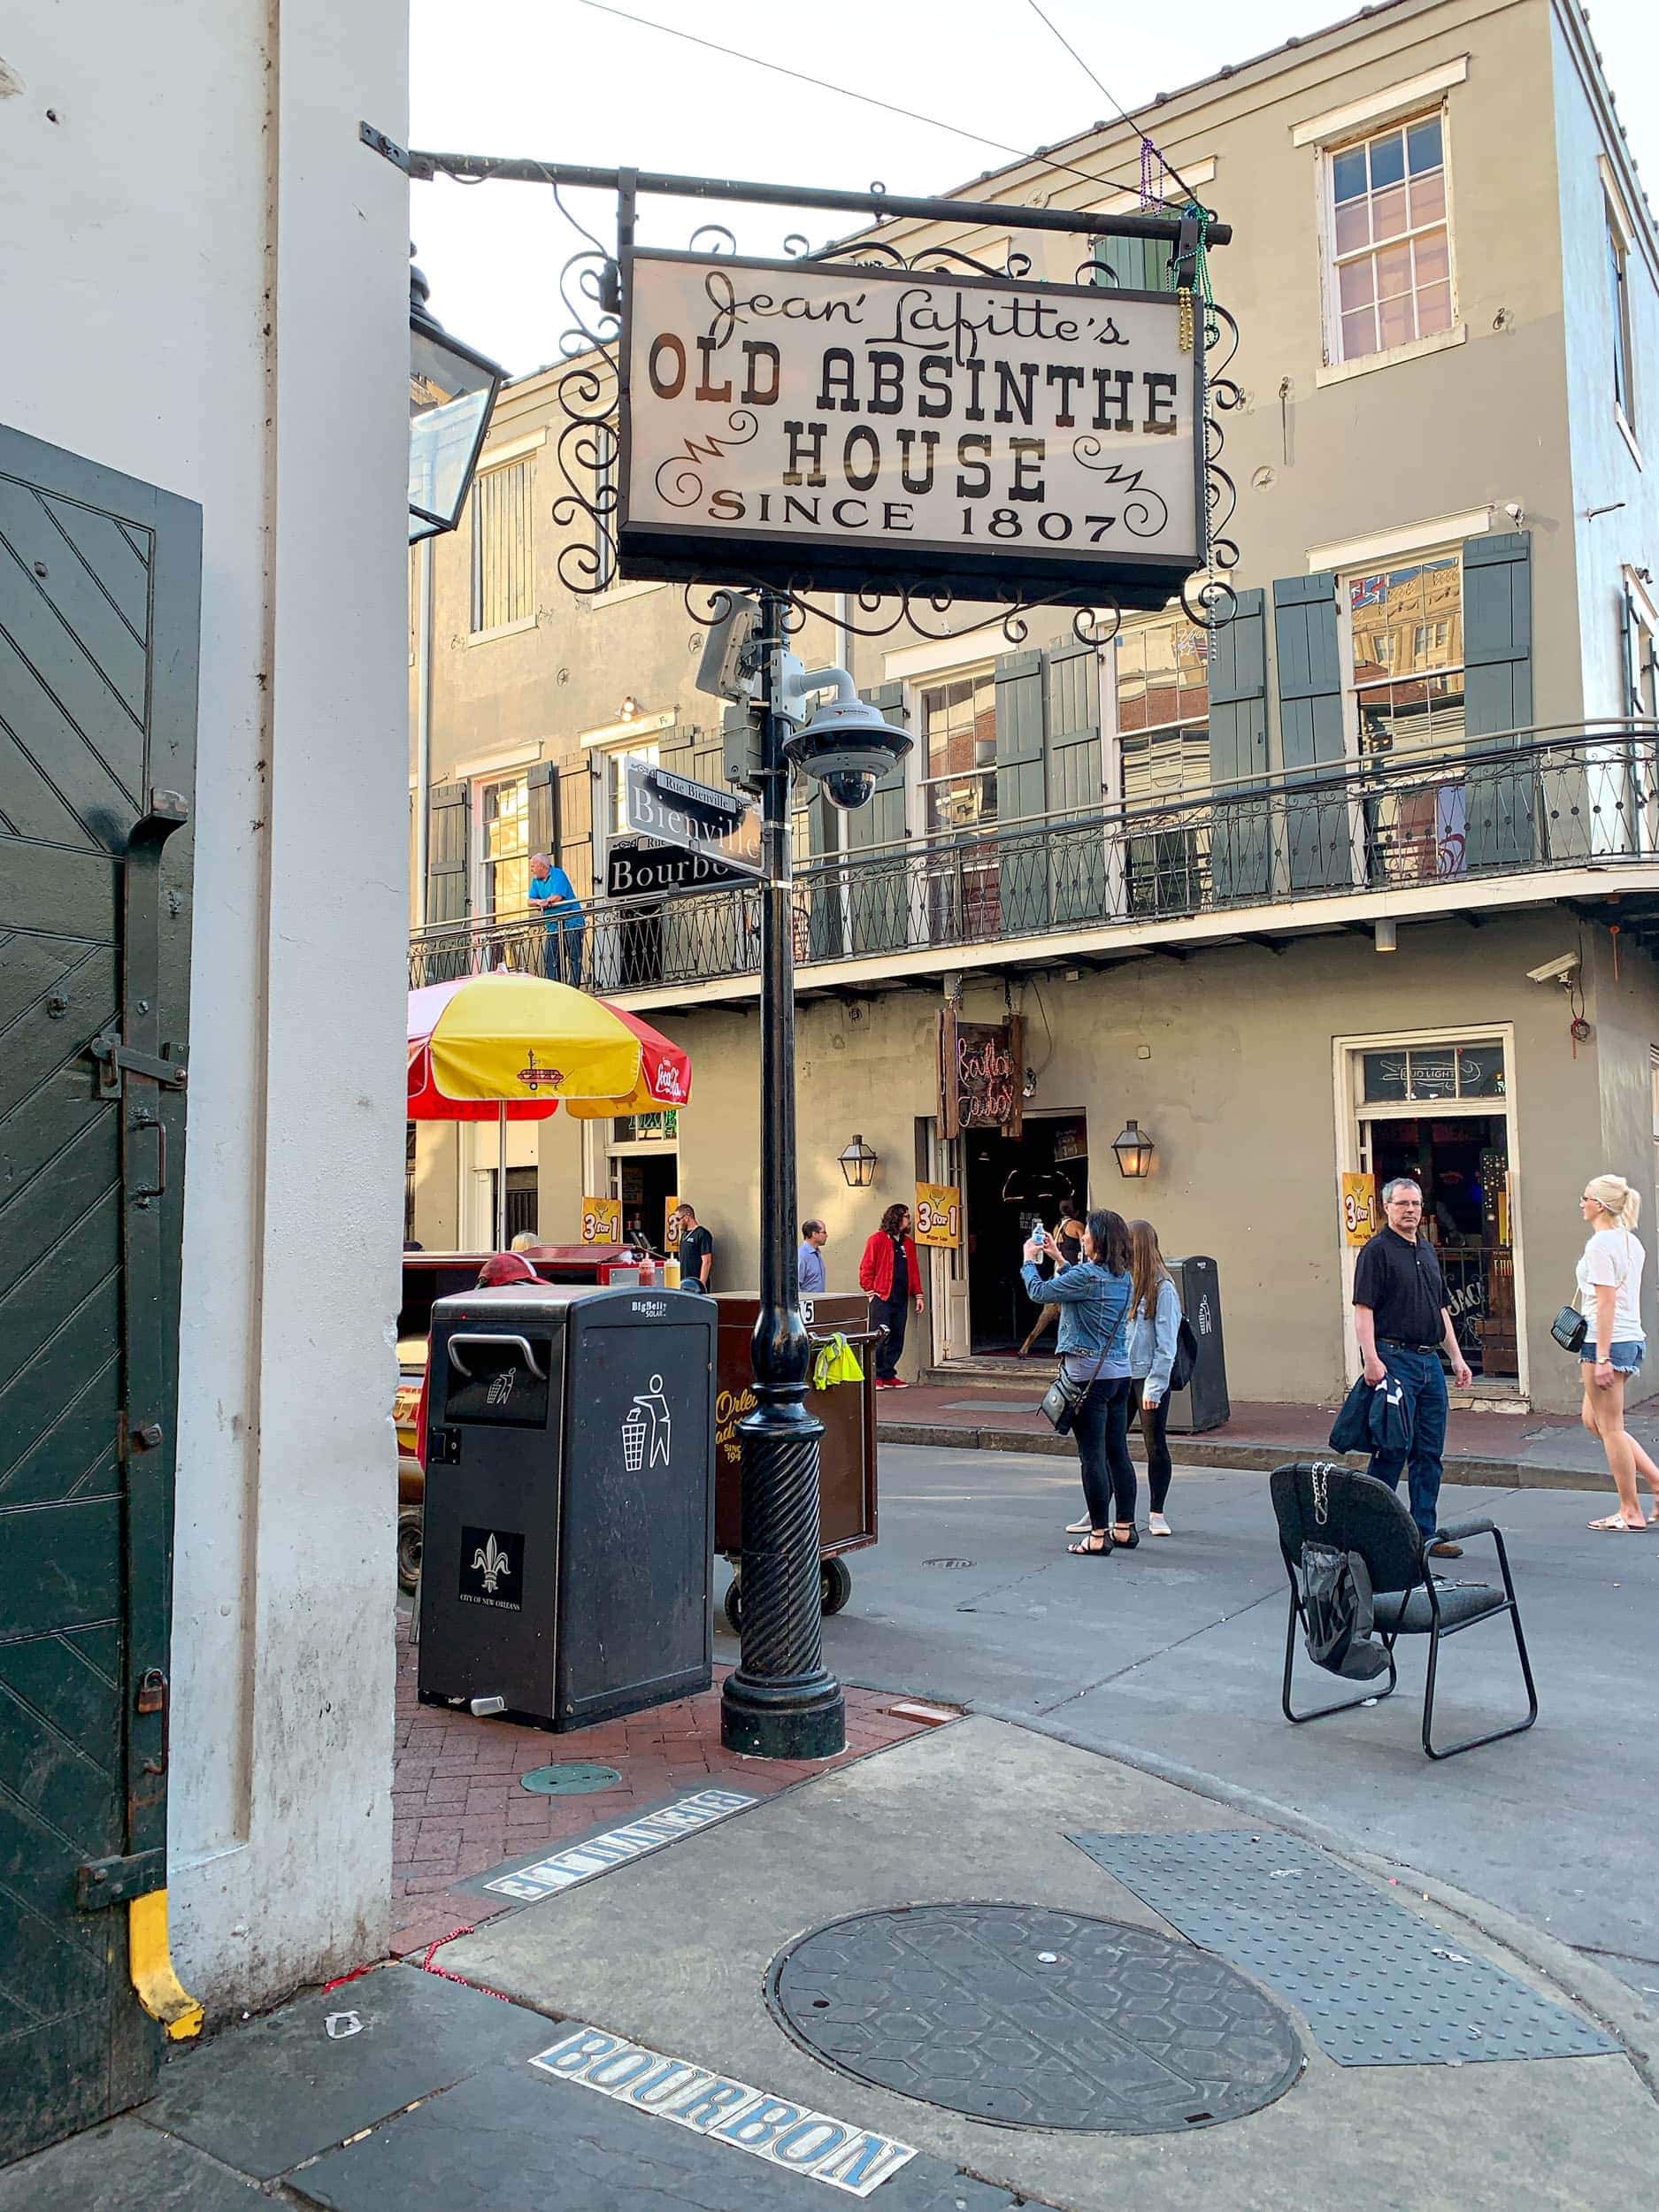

{"left": 407, "top": 973, "right": 692, "bottom": 1246}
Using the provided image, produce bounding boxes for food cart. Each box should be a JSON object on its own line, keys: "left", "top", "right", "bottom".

{"left": 712, "top": 1291, "right": 882, "bottom": 1632}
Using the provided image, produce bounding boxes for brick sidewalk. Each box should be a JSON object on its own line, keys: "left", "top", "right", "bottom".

{"left": 391, "top": 1619, "right": 940, "bottom": 1957}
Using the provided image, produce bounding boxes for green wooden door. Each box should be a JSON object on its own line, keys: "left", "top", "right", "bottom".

{"left": 0, "top": 423, "right": 199, "bottom": 2162}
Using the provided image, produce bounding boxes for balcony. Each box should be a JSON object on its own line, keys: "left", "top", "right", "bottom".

{"left": 410, "top": 724, "right": 1659, "bottom": 1003}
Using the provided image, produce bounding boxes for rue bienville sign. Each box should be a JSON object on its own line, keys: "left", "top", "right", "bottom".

{"left": 618, "top": 251, "right": 1202, "bottom": 609}
{"left": 624, "top": 756, "right": 764, "bottom": 878}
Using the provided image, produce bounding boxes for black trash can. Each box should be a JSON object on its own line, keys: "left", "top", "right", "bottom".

{"left": 1165, "top": 1256, "right": 1229, "bottom": 1434}
{"left": 418, "top": 1281, "right": 717, "bottom": 1730}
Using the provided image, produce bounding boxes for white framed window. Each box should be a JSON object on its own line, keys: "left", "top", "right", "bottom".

{"left": 475, "top": 773, "right": 530, "bottom": 918}
{"left": 471, "top": 456, "right": 535, "bottom": 634}
{"left": 1115, "top": 616, "right": 1211, "bottom": 916}
{"left": 1607, "top": 203, "right": 1637, "bottom": 438}
{"left": 1347, "top": 557, "right": 1465, "bottom": 759}
{"left": 917, "top": 668, "right": 996, "bottom": 835}
{"left": 1325, "top": 111, "right": 1454, "bottom": 366}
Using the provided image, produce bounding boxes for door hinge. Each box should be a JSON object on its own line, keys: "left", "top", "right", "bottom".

{"left": 89, "top": 1032, "right": 188, "bottom": 1099}
{"left": 77, "top": 1846, "right": 166, "bottom": 1910}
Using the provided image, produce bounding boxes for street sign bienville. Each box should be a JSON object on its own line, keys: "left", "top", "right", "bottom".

{"left": 625, "top": 757, "right": 764, "bottom": 878}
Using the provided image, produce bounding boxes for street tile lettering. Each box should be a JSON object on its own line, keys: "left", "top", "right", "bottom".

{"left": 532, "top": 2026, "right": 918, "bottom": 2196}
{"left": 482, "top": 1787, "right": 757, "bottom": 1900}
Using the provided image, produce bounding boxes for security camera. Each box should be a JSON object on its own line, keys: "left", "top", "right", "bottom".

{"left": 1502, "top": 501, "right": 1525, "bottom": 524}
{"left": 695, "top": 592, "right": 760, "bottom": 705}
{"left": 781, "top": 668, "right": 912, "bottom": 812}
{"left": 1526, "top": 952, "right": 1579, "bottom": 984}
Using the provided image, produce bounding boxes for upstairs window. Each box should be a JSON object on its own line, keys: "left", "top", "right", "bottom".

{"left": 1329, "top": 114, "right": 1453, "bottom": 363}
{"left": 1608, "top": 204, "right": 1636, "bottom": 433}
{"left": 1348, "top": 558, "right": 1465, "bottom": 757}
{"left": 471, "top": 456, "right": 534, "bottom": 634}
{"left": 1118, "top": 619, "right": 1211, "bottom": 802}
{"left": 918, "top": 672, "right": 997, "bottom": 835}
{"left": 479, "top": 776, "right": 529, "bottom": 918}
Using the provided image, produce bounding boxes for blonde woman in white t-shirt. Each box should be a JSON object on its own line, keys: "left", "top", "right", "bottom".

{"left": 1578, "top": 1172, "right": 1659, "bottom": 1531}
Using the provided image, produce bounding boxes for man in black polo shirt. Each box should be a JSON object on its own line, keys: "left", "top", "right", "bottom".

{"left": 1352, "top": 1176, "right": 1473, "bottom": 1558}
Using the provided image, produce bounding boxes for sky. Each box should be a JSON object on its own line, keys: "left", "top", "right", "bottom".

{"left": 410, "top": 0, "right": 1659, "bottom": 377}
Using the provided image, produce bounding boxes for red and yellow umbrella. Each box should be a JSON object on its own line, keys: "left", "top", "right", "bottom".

{"left": 406, "top": 974, "right": 691, "bottom": 1243}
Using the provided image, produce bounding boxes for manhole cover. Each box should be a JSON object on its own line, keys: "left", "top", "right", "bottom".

{"left": 922, "top": 1557, "right": 974, "bottom": 1569}
{"left": 518, "top": 1763, "right": 622, "bottom": 1796}
{"left": 767, "top": 1903, "right": 1302, "bottom": 2133}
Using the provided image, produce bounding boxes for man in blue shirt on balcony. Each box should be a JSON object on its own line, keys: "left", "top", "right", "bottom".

{"left": 528, "top": 849, "right": 585, "bottom": 987}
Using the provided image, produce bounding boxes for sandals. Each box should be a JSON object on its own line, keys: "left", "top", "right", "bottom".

{"left": 1588, "top": 1511, "right": 1648, "bottom": 1532}
{"left": 1113, "top": 1522, "right": 1140, "bottom": 1550}
{"left": 1067, "top": 1532, "right": 1112, "bottom": 1557}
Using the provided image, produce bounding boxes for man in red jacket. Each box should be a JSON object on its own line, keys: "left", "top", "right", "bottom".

{"left": 859, "top": 1202, "right": 925, "bottom": 1387}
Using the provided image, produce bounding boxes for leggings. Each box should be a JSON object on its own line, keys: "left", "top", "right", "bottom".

{"left": 1129, "top": 1379, "right": 1172, "bottom": 1512}
{"left": 1071, "top": 1377, "right": 1136, "bottom": 1527}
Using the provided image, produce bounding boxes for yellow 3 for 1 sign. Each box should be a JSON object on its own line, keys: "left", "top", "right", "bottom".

{"left": 581, "top": 1194, "right": 622, "bottom": 1244}
{"left": 914, "top": 1183, "right": 962, "bottom": 1248}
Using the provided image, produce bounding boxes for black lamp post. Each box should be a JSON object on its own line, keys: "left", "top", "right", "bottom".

{"left": 720, "top": 597, "right": 910, "bottom": 1762}
{"left": 408, "top": 251, "right": 504, "bottom": 542}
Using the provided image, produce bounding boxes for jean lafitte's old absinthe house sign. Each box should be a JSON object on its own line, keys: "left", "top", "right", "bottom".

{"left": 618, "top": 250, "right": 1202, "bottom": 608}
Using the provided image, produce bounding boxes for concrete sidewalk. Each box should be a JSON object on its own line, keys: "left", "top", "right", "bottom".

{"left": 879, "top": 1381, "right": 1659, "bottom": 1492}
{"left": 11, "top": 1714, "right": 1653, "bottom": 2212}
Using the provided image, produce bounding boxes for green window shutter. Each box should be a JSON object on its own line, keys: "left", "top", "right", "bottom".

{"left": 1273, "top": 572, "right": 1350, "bottom": 890}
{"left": 1043, "top": 639, "right": 1104, "bottom": 924}
{"left": 1094, "top": 234, "right": 1169, "bottom": 292}
{"left": 526, "top": 760, "right": 557, "bottom": 863}
{"left": 995, "top": 650, "right": 1048, "bottom": 935}
{"left": 555, "top": 760, "right": 593, "bottom": 902}
{"left": 657, "top": 721, "right": 695, "bottom": 773}
{"left": 793, "top": 757, "right": 844, "bottom": 963}
{"left": 1208, "top": 587, "right": 1271, "bottom": 901}
{"left": 426, "top": 780, "right": 470, "bottom": 925}
{"left": 1463, "top": 531, "right": 1535, "bottom": 869}
{"left": 848, "top": 681, "right": 910, "bottom": 953}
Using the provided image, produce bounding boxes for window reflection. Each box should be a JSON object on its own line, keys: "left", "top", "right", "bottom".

{"left": 920, "top": 672, "right": 998, "bottom": 834}
{"left": 1349, "top": 558, "right": 1467, "bottom": 882}
{"left": 1118, "top": 618, "right": 1211, "bottom": 915}
{"left": 482, "top": 776, "right": 529, "bottom": 917}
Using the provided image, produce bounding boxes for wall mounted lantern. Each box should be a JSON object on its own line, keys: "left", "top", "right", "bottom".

{"left": 838, "top": 1133, "right": 879, "bottom": 1189}
{"left": 408, "top": 251, "right": 504, "bottom": 542}
{"left": 1111, "top": 1118, "right": 1156, "bottom": 1179}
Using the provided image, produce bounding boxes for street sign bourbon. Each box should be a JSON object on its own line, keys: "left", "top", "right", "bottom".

{"left": 619, "top": 250, "right": 1202, "bottom": 611}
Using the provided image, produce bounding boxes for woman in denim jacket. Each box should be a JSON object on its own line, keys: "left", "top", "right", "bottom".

{"left": 1022, "top": 1209, "right": 1135, "bottom": 1556}
{"left": 1127, "top": 1220, "right": 1182, "bottom": 1537}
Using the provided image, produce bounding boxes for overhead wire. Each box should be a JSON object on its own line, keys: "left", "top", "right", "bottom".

{"left": 574, "top": 0, "right": 1200, "bottom": 216}
{"left": 1019, "top": 0, "right": 1205, "bottom": 207}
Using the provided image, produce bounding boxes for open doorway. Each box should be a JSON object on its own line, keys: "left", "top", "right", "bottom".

{"left": 1365, "top": 1113, "right": 1517, "bottom": 1382}
{"left": 606, "top": 1108, "right": 680, "bottom": 1254}
{"left": 963, "top": 1113, "right": 1088, "bottom": 1353}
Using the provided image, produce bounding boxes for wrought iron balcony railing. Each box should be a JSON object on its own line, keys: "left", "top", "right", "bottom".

{"left": 410, "top": 723, "right": 1659, "bottom": 996}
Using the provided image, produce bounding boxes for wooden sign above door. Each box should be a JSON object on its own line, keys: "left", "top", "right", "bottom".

{"left": 937, "top": 1008, "right": 1025, "bottom": 1142}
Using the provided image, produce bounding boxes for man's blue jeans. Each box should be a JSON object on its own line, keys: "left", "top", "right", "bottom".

{"left": 1366, "top": 1344, "right": 1448, "bottom": 1541}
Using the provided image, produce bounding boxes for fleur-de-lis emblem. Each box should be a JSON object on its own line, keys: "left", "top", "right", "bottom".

{"left": 472, "top": 1534, "right": 512, "bottom": 1594}
{"left": 518, "top": 1050, "right": 565, "bottom": 1092}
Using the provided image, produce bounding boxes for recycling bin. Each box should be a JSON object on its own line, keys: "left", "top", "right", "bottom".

{"left": 711, "top": 1292, "right": 880, "bottom": 1632}
{"left": 417, "top": 1279, "right": 717, "bottom": 1731}
{"left": 1164, "top": 1255, "right": 1230, "bottom": 1434}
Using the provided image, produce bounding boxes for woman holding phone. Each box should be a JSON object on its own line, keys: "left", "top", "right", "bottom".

{"left": 1021, "top": 1210, "right": 1135, "bottom": 1555}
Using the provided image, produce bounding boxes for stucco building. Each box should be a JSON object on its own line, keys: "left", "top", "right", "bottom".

{"left": 408, "top": 0, "right": 1659, "bottom": 1417}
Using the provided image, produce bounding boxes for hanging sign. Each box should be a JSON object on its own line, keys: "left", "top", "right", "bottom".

{"left": 619, "top": 250, "right": 1202, "bottom": 610}
{"left": 581, "top": 1194, "right": 622, "bottom": 1243}
{"left": 937, "top": 1008, "right": 1025, "bottom": 1141}
{"left": 914, "top": 1183, "right": 962, "bottom": 1248}
{"left": 1340, "top": 1172, "right": 1379, "bottom": 1249}
{"left": 664, "top": 1194, "right": 681, "bottom": 1251}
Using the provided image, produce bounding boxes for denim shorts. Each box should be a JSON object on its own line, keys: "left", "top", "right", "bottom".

{"left": 1582, "top": 1338, "right": 1645, "bottom": 1375}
